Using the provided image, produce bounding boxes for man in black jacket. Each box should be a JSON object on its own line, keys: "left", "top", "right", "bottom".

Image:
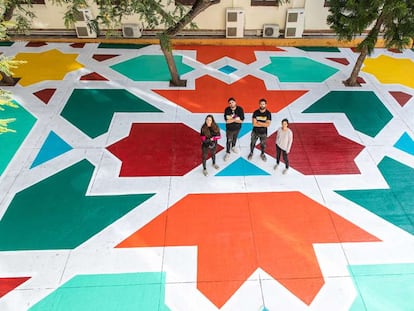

{"left": 224, "top": 97, "right": 245, "bottom": 161}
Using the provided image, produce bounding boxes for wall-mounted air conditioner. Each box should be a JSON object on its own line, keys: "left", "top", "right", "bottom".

{"left": 122, "top": 23, "right": 144, "bottom": 38}
{"left": 263, "top": 24, "right": 280, "bottom": 38}
{"left": 226, "top": 8, "right": 244, "bottom": 38}
{"left": 284, "top": 8, "right": 305, "bottom": 38}
{"left": 75, "top": 9, "right": 97, "bottom": 38}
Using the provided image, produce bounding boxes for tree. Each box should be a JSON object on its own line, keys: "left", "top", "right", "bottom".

{"left": 1, "top": 0, "right": 33, "bottom": 85}
{"left": 327, "top": 0, "right": 414, "bottom": 86}
{"left": 54, "top": 0, "right": 289, "bottom": 86}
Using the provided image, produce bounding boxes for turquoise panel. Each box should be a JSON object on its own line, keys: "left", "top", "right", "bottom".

{"left": 303, "top": 91, "right": 393, "bottom": 137}
{"left": 111, "top": 55, "right": 194, "bottom": 81}
{"left": 0, "top": 102, "right": 36, "bottom": 175}
{"left": 30, "top": 272, "right": 170, "bottom": 311}
{"left": 349, "top": 264, "right": 414, "bottom": 311}
{"left": 336, "top": 157, "right": 414, "bottom": 235}
{"left": 218, "top": 122, "right": 252, "bottom": 138}
{"left": 30, "top": 131, "right": 73, "bottom": 168}
{"left": 394, "top": 132, "right": 414, "bottom": 156}
{"left": 216, "top": 157, "right": 270, "bottom": 176}
{"left": 261, "top": 57, "right": 338, "bottom": 82}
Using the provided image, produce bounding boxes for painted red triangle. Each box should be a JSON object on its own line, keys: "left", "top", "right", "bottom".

{"left": 389, "top": 91, "right": 412, "bottom": 107}
{"left": 326, "top": 57, "right": 349, "bottom": 65}
{"left": 0, "top": 277, "right": 30, "bottom": 298}
{"left": 26, "top": 41, "right": 47, "bottom": 47}
{"left": 70, "top": 43, "right": 86, "bottom": 48}
{"left": 33, "top": 88, "right": 56, "bottom": 104}
{"left": 80, "top": 72, "right": 108, "bottom": 81}
{"left": 92, "top": 54, "right": 119, "bottom": 62}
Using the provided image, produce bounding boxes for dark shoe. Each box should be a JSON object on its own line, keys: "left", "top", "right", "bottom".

{"left": 248, "top": 153, "right": 253, "bottom": 160}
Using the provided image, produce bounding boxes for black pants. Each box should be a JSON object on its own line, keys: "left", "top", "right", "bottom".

{"left": 276, "top": 144, "right": 289, "bottom": 168}
{"left": 202, "top": 144, "right": 217, "bottom": 169}
{"left": 226, "top": 129, "right": 240, "bottom": 153}
{"left": 250, "top": 131, "right": 267, "bottom": 154}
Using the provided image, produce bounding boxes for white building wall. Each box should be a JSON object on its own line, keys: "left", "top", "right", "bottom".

{"left": 25, "top": 0, "right": 332, "bottom": 34}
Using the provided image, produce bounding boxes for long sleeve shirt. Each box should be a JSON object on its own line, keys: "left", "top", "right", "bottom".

{"left": 276, "top": 127, "right": 293, "bottom": 153}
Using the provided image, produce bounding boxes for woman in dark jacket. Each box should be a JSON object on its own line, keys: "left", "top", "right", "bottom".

{"left": 200, "top": 115, "right": 221, "bottom": 176}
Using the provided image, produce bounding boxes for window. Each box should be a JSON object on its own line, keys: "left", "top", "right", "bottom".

{"left": 251, "top": 0, "right": 279, "bottom": 7}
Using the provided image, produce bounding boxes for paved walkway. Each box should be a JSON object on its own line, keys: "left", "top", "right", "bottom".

{"left": 0, "top": 41, "right": 414, "bottom": 310}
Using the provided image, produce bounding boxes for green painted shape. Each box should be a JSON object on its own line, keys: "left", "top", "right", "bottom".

{"left": 336, "top": 157, "right": 414, "bottom": 235}
{"left": 0, "top": 41, "right": 14, "bottom": 46}
{"left": 111, "top": 55, "right": 194, "bottom": 81}
{"left": 260, "top": 56, "right": 338, "bottom": 82}
{"left": 303, "top": 91, "right": 393, "bottom": 137}
{"left": 296, "top": 46, "right": 340, "bottom": 52}
{"left": 98, "top": 43, "right": 150, "bottom": 49}
{"left": 0, "top": 102, "right": 36, "bottom": 175}
{"left": 349, "top": 263, "right": 414, "bottom": 311}
{"left": 61, "top": 89, "right": 162, "bottom": 138}
{"left": 0, "top": 160, "right": 154, "bottom": 250}
{"left": 29, "top": 272, "right": 170, "bottom": 311}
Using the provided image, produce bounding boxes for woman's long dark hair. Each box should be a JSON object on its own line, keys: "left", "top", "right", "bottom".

{"left": 201, "top": 114, "right": 219, "bottom": 137}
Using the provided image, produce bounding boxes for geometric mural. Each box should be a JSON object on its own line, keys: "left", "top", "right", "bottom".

{"left": 1, "top": 41, "right": 413, "bottom": 311}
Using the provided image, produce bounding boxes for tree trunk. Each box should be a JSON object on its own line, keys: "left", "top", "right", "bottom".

{"left": 344, "top": 46, "right": 368, "bottom": 86}
{"left": 344, "top": 12, "right": 385, "bottom": 87}
{"left": 0, "top": 70, "right": 17, "bottom": 86}
{"left": 160, "top": 38, "right": 186, "bottom": 87}
{"left": 161, "top": 0, "right": 220, "bottom": 87}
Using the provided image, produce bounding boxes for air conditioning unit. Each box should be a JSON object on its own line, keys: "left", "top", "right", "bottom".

{"left": 122, "top": 23, "right": 144, "bottom": 38}
{"left": 263, "top": 24, "right": 280, "bottom": 38}
{"left": 74, "top": 8, "right": 97, "bottom": 38}
{"left": 226, "top": 8, "right": 244, "bottom": 38}
{"left": 285, "top": 8, "right": 305, "bottom": 38}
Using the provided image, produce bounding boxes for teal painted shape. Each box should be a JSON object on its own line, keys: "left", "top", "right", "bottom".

{"left": 303, "top": 91, "right": 393, "bottom": 137}
{"left": 111, "top": 55, "right": 194, "bottom": 81}
{"left": 61, "top": 89, "right": 162, "bottom": 138}
{"left": 394, "top": 132, "right": 414, "bottom": 156}
{"left": 336, "top": 157, "right": 414, "bottom": 235}
{"left": 0, "top": 41, "right": 14, "bottom": 46}
{"left": 216, "top": 157, "right": 270, "bottom": 176}
{"left": 0, "top": 102, "right": 36, "bottom": 176}
{"left": 219, "top": 65, "right": 237, "bottom": 74}
{"left": 29, "top": 272, "right": 170, "bottom": 311}
{"left": 260, "top": 57, "right": 338, "bottom": 82}
{"left": 296, "top": 46, "right": 340, "bottom": 52}
{"left": 349, "top": 263, "right": 414, "bottom": 311}
{"left": 218, "top": 122, "right": 252, "bottom": 138}
{"left": 0, "top": 160, "right": 154, "bottom": 250}
{"left": 30, "top": 131, "right": 73, "bottom": 168}
{"left": 98, "top": 43, "right": 150, "bottom": 50}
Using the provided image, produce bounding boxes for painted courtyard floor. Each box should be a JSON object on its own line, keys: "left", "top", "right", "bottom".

{"left": 0, "top": 41, "right": 414, "bottom": 310}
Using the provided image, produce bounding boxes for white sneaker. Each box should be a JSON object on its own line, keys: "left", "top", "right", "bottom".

{"left": 231, "top": 147, "right": 239, "bottom": 154}
{"left": 203, "top": 169, "right": 208, "bottom": 176}
{"left": 224, "top": 153, "right": 230, "bottom": 161}
{"left": 273, "top": 164, "right": 279, "bottom": 170}
{"left": 283, "top": 168, "right": 288, "bottom": 175}
{"left": 213, "top": 164, "right": 219, "bottom": 170}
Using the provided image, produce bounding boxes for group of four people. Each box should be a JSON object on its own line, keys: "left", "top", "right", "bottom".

{"left": 200, "top": 98, "right": 293, "bottom": 176}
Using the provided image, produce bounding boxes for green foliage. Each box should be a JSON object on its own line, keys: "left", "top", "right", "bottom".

{"left": 0, "top": 89, "right": 17, "bottom": 134}
{"left": 327, "top": 0, "right": 414, "bottom": 54}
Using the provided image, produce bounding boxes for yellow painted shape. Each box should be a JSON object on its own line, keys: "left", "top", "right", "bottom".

{"left": 13, "top": 49, "right": 84, "bottom": 86}
{"left": 362, "top": 54, "right": 414, "bottom": 89}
